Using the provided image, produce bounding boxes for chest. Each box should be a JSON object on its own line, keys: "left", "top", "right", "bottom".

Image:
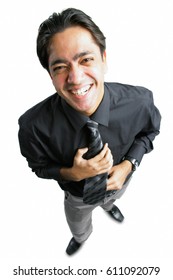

{"left": 49, "top": 124, "right": 88, "bottom": 166}
{"left": 49, "top": 120, "right": 137, "bottom": 166}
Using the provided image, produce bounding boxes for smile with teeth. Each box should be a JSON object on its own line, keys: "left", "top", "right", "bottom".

{"left": 71, "top": 85, "right": 91, "bottom": 96}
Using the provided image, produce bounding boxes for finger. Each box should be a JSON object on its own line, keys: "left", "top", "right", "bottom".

{"left": 93, "top": 143, "right": 108, "bottom": 162}
{"left": 106, "top": 178, "right": 121, "bottom": 191}
{"left": 90, "top": 158, "right": 112, "bottom": 173}
{"left": 103, "top": 148, "right": 113, "bottom": 163}
{"left": 107, "top": 175, "right": 115, "bottom": 187}
{"left": 106, "top": 179, "right": 115, "bottom": 191}
{"left": 108, "top": 167, "right": 114, "bottom": 175}
{"left": 96, "top": 149, "right": 113, "bottom": 170}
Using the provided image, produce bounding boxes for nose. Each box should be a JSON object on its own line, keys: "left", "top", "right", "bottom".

{"left": 67, "top": 65, "right": 84, "bottom": 84}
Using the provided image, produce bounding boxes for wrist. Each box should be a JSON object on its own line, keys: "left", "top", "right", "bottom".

{"left": 120, "top": 160, "right": 133, "bottom": 174}
{"left": 122, "top": 156, "right": 139, "bottom": 171}
{"left": 60, "top": 167, "right": 81, "bottom": 182}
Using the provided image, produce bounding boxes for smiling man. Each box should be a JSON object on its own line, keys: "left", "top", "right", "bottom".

{"left": 18, "top": 8, "right": 161, "bottom": 255}
{"left": 48, "top": 26, "right": 106, "bottom": 117}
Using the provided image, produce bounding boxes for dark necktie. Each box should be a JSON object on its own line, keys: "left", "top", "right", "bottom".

{"left": 83, "top": 120, "right": 107, "bottom": 204}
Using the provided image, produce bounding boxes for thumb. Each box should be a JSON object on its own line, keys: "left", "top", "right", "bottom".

{"left": 77, "top": 147, "right": 88, "bottom": 157}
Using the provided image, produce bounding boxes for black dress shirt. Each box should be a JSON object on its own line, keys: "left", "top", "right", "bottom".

{"left": 18, "top": 82, "right": 161, "bottom": 197}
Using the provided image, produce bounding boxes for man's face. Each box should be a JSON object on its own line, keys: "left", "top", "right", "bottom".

{"left": 48, "top": 26, "right": 106, "bottom": 116}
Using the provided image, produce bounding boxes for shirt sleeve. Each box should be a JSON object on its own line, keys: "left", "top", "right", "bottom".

{"left": 18, "top": 123, "right": 66, "bottom": 184}
{"left": 125, "top": 90, "right": 161, "bottom": 164}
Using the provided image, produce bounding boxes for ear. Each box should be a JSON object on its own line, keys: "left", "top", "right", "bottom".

{"left": 103, "top": 50, "right": 107, "bottom": 61}
{"left": 103, "top": 50, "right": 108, "bottom": 74}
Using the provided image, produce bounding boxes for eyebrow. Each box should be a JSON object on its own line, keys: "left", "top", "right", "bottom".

{"left": 73, "top": 51, "right": 91, "bottom": 61}
{"left": 50, "top": 58, "right": 68, "bottom": 67}
{"left": 50, "top": 51, "right": 92, "bottom": 67}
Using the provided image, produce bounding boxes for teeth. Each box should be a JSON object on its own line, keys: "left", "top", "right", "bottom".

{"left": 72, "top": 85, "right": 91, "bottom": 96}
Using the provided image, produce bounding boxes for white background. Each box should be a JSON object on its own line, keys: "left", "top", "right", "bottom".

{"left": 0, "top": 0, "right": 173, "bottom": 279}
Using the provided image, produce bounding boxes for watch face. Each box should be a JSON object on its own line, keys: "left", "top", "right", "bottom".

{"left": 123, "top": 156, "right": 139, "bottom": 171}
{"left": 131, "top": 159, "right": 139, "bottom": 171}
{"left": 132, "top": 164, "right": 136, "bottom": 171}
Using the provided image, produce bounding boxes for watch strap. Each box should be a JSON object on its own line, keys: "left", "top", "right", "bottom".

{"left": 122, "top": 156, "right": 139, "bottom": 171}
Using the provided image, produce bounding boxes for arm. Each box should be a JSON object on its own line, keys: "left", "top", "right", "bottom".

{"left": 124, "top": 92, "right": 161, "bottom": 163}
{"left": 18, "top": 125, "right": 64, "bottom": 182}
{"left": 18, "top": 123, "right": 113, "bottom": 183}
{"left": 60, "top": 143, "right": 113, "bottom": 181}
{"left": 107, "top": 91, "right": 161, "bottom": 191}
{"left": 106, "top": 160, "right": 133, "bottom": 191}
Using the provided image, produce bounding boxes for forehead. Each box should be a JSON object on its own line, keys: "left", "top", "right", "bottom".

{"left": 48, "top": 26, "right": 100, "bottom": 60}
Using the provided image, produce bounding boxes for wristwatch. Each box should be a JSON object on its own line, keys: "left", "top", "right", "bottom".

{"left": 122, "top": 156, "right": 139, "bottom": 171}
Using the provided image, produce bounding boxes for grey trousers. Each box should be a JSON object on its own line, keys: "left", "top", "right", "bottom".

{"left": 64, "top": 178, "right": 131, "bottom": 243}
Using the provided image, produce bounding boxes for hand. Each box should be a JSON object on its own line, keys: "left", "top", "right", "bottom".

{"left": 106, "top": 160, "right": 132, "bottom": 191}
{"left": 60, "top": 143, "right": 113, "bottom": 181}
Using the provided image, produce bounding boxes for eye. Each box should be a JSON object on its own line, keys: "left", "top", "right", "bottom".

{"left": 53, "top": 65, "right": 68, "bottom": 74}
{"left": 81, "top": 57, "right": 94, "bottom": 65}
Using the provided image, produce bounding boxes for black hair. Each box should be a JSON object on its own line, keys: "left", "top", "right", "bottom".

{"left": 36, "top": 8, "right": 106, "bottom": 71}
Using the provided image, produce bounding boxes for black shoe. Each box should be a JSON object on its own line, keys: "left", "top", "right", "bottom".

{"left": 107, "top": 205, "right": 124, "bottom": 222}
{"left": 66, "top": 237, "right": 82, "bottom": 255}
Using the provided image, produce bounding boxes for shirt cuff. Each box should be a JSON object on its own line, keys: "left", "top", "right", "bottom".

{"left": 47, "top": 166, "right": 70, "bottom": 184}
{"left": 125, "top": 143, "right": 147, "bottom": 164}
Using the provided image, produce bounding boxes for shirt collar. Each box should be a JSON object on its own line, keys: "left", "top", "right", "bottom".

{"left": 61, "top": 99, "right": 88, "bottom": 130}
{"left": 61, "top": 84, "right": 110, "bottom": 130}
{"left": 90, "top": 85, "right": 110, "bottom": 127}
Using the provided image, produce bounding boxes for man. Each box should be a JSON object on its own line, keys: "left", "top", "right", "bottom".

{"left": 18, "top": 8, "right": 161, "bottom": 255}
